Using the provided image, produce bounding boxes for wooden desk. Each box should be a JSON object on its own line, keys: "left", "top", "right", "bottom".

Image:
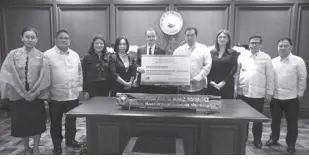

{"left": 67, "top": 97, "right": 269, "bottom": 155}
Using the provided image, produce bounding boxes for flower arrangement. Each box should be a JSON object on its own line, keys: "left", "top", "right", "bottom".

{"left": 128, "top": 45, "right": 139, "bottom": 53}
{"left": 232, "top": 46, "right": 249, "bottom": 54}
{"left": 106, "top": 47, "right": 114, "bottom": 54}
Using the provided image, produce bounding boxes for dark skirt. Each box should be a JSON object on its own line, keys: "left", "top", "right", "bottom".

{"left": 87, "top": 80, "right": 110, "bottom": 98}
{"left": 9, "top": 99, "right": 46, "bottom": 137}
{"left": 206, "top": 81, "right": 234, "bottom": 99}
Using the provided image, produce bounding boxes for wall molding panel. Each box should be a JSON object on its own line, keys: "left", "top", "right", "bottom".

{"left": 1, "top": 4, "right": 53, "bottom": 54}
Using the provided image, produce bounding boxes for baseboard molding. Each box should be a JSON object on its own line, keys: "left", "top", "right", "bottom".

{"left": 263, "top": 108, "right": 309, "bottom": 119}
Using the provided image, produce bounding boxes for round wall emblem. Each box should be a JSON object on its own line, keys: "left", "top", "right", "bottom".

{"left": 160, "top": 11, "right": 183, "bottom": 35}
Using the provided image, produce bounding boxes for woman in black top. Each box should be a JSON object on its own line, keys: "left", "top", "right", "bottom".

{"left": 109, "top": 37, "right": 136, "bottom": 96}
{"left": 207, "top": 29, "right": 239, "bottom": 99}
{"left": 82, "top": 34, "right": 110, "bottom": 99}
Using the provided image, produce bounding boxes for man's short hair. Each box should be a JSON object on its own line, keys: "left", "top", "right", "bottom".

{"left": 56, "top": 29, "right": 69, "bottom": 37}
{"left": 184, "top": 27, "right": 198, "bottom": 36}
{"left": 145, "top": 28, "right": 157, "bottom": 36}
{"left": 277, "top": 37, "right": 293, "bottom": 46}
{"left": 249, "top": 35, "right": 263, "bottom": 44}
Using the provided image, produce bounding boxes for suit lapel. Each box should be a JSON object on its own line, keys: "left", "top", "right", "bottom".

{"left": 154, "top": 46, "right": 164, "bottom": 55}
{"left": 141, "top": 45, "right": 164, "bottom": 55}
{"left": 154, "top": 46, "right": 159, "bottom": 55}
{"left": 116, "top": 53, "right": 125, "bottom": 68}
{"left": 141, "top": 46, "right": 147, "bottom": 55}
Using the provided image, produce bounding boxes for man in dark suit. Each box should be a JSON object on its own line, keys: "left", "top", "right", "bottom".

{"left": 134, "top": 28, "right": 176, "bottom": 94}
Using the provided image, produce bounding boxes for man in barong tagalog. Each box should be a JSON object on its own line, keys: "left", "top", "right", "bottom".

{"left": 0, "top": 27, "right": 51, "bottom": 155}
{"left": 44, "top": 29, "right": 83, "bottom": 155}
{"left": 173, "top": 27, "right": 212, "bottom": 95}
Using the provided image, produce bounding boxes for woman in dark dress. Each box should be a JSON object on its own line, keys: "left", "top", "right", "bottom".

{"left": 82, "top": 34, "right": 110, "bottom": 99}
{"left": 207, "top": 29, "right": 239, "bottom": 99}
{"left": 109, "top": 37, "right": 136, "bottom": 96}
{"left": 0, "top": 27, "right": 50, "bottom": 154}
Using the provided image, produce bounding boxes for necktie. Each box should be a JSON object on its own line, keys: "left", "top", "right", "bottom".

{"left": 149, "top": 47, "right": 152, "bottom": 55}
{"left": 25, "top": 55, "right": 29, "bottom": 91}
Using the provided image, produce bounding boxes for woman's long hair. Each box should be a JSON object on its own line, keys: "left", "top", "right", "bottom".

{"left": 214, "top": 29, "right": 232, "bottom": 53}
{"left": 114, "top": 36, "right": 129, "bottom": 53}
{"left": 87, "top": 34, "right": 107, "bottom": 59}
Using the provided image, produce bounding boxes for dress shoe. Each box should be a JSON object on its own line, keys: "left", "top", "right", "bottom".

{"left": 53, "top": 145, "right": 62, "bottom": 155}
{"left": 253, "top": 140, "right": 262, "bottom": 148}
{"left": 23, "top": 148, "right": 33, "bottom": 155}
{"left": 266, "top": 139, "right": 280, "bottom": 146}
{"left": 287, "top": 144, "right": 296, "bottom": 154}
{"left": 66, "top": 139, "right": 82, "bottom": 148}
{"left": 32, "top": 148, "right": 41, "bottom": 155}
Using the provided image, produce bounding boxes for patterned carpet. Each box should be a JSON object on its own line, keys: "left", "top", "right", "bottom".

{"left": 0, "top": 110, "right": 309, "bottom": 155}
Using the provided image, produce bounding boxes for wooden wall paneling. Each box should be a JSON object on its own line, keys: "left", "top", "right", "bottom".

{"left": 175, "top": 5, "right": 230, "bottom": 47}
{"left": 234, "top": 4, "right": 293, "bottom": 58}
{"left": 235, "top": 0, "right": 309, "bottom": 3}
{"left": 57, "top": 4, "right": 110, "bottom": 57}
{"left": 1, "top": 0, "right": 53, "bottom": 5}
{"left": 229, "top": 2, "right": 235, "bottom": 46}
{"left": 296, "top": 4, "right": 309, "bottom": 114}
{"left": 1, "top": 7, "right": 9, "bottom": 56}
{"left": 234, "top": 0, "right": 296, "bottom": 4}
{"left": 56, "top": 0, "right": 110, "bottom": 5}
{"left": 0, "top": 7, "right": 4, "bottom": 63}
{"left": 2, "top": 5, "right": 53, "bottom": 53}
{"left": 297, "top": 4, "right": 309, "bottom": 61}
{"left": 114, "top": 4, "right": 168, "bottom": 46}
{"left": 109, "top": 2, "right": 116, "bottom": 45}
{"left": 172, "top": 0, "right": 233, "bottom": 5}
{"left": 290, "top": 3, "right": 299, "bottom": 51}
{"left": 113, "top": 0, "right": 170, "bottom": 5}
{"left": 52, "top": 0, "right": 58, "bottom": 44}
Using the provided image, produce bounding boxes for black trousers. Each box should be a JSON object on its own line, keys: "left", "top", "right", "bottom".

{"left": 239, "top": 95, "right": 264, "bottom": 141}
{"left": 270, "top": 98, "right": 299, "bottom": 145}
{"left": 49, "top": 99, "right": 79, "bottom": 146}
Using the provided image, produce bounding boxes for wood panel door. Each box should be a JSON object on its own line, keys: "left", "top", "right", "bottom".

{"left": 57, "top": 5, "right": 109, "bottom": 57}
{"left": 297, "top": 4, "right": 309, "bottom": 113}
{"left": 2, "top": 5, "right": 53, "bottom": 53}
{"left": 234, "top": 5, "right": 293, "bottom": 58}
{"left": 115, "top": 5, "right": 167, "bottom": 46}
{"left": 175, "top": 5, "right": 229, "bottom": 47}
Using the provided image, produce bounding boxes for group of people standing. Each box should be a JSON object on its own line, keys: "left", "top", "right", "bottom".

{"left": 0, "top": 28, "right": 83, "bottom": 155}
{"left": 0, "top": 26, "right": 307, "bottom": 155}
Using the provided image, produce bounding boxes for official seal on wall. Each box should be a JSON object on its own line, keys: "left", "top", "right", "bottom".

{"left": 160, "top": 11, "right": 183, "bottom": 35}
